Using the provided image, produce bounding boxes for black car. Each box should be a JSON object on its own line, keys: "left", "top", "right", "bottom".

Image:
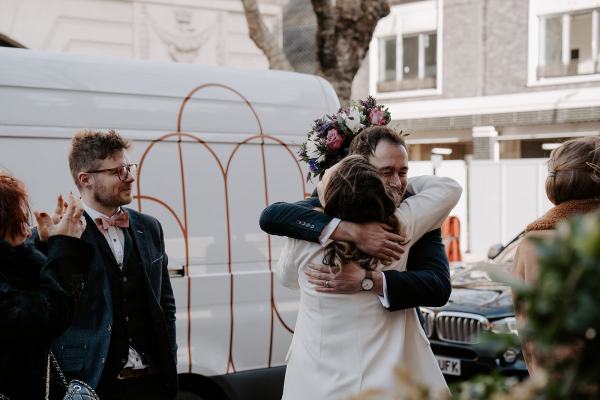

{"left": 422, "top": 232, "right": 529, "bottom": 381}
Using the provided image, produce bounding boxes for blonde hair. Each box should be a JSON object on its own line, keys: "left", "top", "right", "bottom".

{"left": 546, "top": 136, "right": 600, "bottom": 205}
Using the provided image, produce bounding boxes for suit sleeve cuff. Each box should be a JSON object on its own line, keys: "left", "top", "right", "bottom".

{"left": 378, "top": 271, "right": 390, "bottom": 308}
{"left": 319, "top": 218, "right": 341, "bottom": 246}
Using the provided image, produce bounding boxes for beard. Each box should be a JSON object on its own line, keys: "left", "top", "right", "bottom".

{"left": 92, "top": 181, "right": 132, "bottom": 208}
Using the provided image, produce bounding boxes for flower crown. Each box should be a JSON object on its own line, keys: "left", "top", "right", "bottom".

{"left": 298, "top": 96, "right": 393, "bottom": 181}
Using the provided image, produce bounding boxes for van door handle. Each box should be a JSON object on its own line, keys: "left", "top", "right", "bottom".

{"left": 168, "top": 266, "right": 185, "bottom": 277}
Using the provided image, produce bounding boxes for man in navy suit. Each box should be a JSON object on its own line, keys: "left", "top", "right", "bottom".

{"left": 260, "top": 127, "right": 452, "bottom": 312}
{"left": 42, "top": 130, "right": 177, "bottom": 399}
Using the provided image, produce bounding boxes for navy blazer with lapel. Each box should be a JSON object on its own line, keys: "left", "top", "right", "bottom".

{"left": 46, "top": 208, "right": 177, "bottom": 397}
{"left": 259, "top": 194, "right": 451, "bottom": 311}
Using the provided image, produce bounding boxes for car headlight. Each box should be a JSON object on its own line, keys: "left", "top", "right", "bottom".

{"left": 490, "top": 317, "right": 518, "bottom": 335}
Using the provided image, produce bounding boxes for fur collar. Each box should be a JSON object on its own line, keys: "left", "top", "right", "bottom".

{"left": 526, "top": 198, "right": 600, "bottom": 232}
{"left": 0, "top": 239, "right": 45, "bottom": 288}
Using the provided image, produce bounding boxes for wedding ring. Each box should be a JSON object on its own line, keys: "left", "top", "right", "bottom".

{"left": 325, "top": 280, "right": 329, "bottom": 288}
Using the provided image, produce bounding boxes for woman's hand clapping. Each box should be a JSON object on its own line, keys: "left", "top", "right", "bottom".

{"left": 34, "top": 193, "right": 86, "bottom": 240}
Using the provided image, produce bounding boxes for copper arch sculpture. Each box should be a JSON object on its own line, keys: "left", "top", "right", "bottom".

{"left": 135, "top": 83, "right": 308, "bottom": 374}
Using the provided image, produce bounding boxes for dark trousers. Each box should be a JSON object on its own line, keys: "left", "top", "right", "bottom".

{"left": 97, "top": 374, "right": 171, "bottom": 400}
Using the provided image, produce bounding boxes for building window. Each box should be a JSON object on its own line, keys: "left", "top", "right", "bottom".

{"left": 380, "top": 37, "right": 397, "bottom": 82}
{"left": 378, "top": 32, "right": 437, "bottom": 91}
{"left": 538, "top": 9, "right": 600, "bottom": 78}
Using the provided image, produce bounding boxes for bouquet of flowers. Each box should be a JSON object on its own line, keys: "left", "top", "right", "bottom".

{"left": 298, "top": 96, "right": 392, "bottom": 181}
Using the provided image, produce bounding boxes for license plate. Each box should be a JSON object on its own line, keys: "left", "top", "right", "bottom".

{"left": 436, "top": 356, "right": 461, "bottom": 376}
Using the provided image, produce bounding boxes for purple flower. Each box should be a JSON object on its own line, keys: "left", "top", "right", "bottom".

{"left": 308, "top": 159, "right": 320, "bottom": 172}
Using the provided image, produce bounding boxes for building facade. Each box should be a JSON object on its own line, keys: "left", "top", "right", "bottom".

{"left": 0, "top": 0, "right": 285, "bottom": 70}
{"left": 368, "top": 0, "right": 600, "bottom": 161}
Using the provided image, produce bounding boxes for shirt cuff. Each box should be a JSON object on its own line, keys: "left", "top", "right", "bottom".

{"left": 378, "top": 272, "right": 390, "bottom": 308}
{"left": 319, "top": 218, "right": 341, "bottom": 246}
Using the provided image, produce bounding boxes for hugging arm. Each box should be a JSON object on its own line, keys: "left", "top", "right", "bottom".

{"left": 380, "top": 176, "right": 461, "bottom": 311}
{"left": 259, "top": 197, "right": 332, "bottom": 243}
{"left": 382, "top": 228, "right": 451, "bottom": 311}
{"left": 276, "top": 238, "right": 301, "bottom": 289}
{"left": 260, "top": 197, "right": 404, "bottom": 259}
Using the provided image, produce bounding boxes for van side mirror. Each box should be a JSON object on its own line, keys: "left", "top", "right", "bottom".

{"left": 487, "top": 243, "right": 504, "bottom": 259}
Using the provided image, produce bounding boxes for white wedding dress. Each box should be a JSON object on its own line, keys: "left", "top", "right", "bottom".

{"left": 277, "top": 176, "right": 461, "bottom": 400}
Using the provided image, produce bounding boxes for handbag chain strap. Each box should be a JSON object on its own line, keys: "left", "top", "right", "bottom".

{"left": 48, "top": 351, "right": 69, "bottom": 387}
{"left": 46, "top": 354, "right": 51, "bottom": 400}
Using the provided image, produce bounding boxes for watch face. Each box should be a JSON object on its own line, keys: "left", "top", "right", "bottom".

{"left": 361, "top": 278, "right": 374, "bottom": 291}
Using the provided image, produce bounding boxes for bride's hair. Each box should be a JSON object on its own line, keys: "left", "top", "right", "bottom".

{"left": 321, "top": 155, "right": 399, "bottom": 272}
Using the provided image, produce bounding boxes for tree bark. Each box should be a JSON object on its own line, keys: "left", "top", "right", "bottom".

{"left": 311, "top": 0, "right": 336, "bottom": 70}
{"left": 315, "top": 0, "right": 390, "bottom": 106}
{"left": 242, "top": 0, "right": 294, "bottom": 71}
{"left": 242, "top": 0, "right": 389, "bottom": 106}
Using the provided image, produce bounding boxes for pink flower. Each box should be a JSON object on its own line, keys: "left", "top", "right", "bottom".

{"left": 369, "top": 108, "right": 386, "bottom": 126}
{"left": 326, "top": 129, "right": 344, "bottom": 150}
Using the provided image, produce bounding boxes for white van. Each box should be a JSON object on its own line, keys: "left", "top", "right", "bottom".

{"left": 0, "top": 48, "right": 339, "bottom": 399}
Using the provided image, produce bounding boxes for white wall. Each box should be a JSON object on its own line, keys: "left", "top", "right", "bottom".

{"left": 0, "top": 0, "right": 284, "bottom": 69}
{"left": 410, "top": 158, "right": 553, "bottom": 259}
{"left": 467, "top": 158, "right": 553, "bottom": 257}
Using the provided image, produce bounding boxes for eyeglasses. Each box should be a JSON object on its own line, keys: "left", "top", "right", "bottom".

{"left": 86, "top": 163, "right": 138, "bottom": 182}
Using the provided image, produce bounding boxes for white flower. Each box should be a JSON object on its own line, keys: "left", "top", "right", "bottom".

{"left": 343, "top": 107, "right": 364, "bottom": 133}
{"left": 305, "top": 138, "right": 320, "bottom": 159}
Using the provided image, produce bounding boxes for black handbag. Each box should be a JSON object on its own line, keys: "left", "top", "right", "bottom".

{"left": 47, "top": 352, "right": 100, "bottom": 400}
{"left": 0, "top": 353, "right": 99, "bottom": 400}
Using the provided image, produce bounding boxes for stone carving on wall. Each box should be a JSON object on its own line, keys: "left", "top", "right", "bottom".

{"left": 144, "top": 5, "right": 216, "bottom": 63}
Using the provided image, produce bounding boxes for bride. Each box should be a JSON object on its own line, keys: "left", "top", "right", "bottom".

{"left": 277, "top": 155, "right": 452, "bottom": 399}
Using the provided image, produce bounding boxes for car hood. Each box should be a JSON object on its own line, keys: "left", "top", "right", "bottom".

{"left": 441, "top": 261, "right": 515, "bottom": 318}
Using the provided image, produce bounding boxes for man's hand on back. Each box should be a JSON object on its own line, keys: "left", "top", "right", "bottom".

{"left": 332, "top": 221, "right": 405, "bottom": 262}
{"left": 305, "top": 262, "right": 365, "bottom": 293}
{"left": 305, "top": 262, "right": 384, "bottom": 295}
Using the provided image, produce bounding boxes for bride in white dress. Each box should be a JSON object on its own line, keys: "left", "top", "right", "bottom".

{"left": 278, "top": 155, "right": 459, "bottom": 399}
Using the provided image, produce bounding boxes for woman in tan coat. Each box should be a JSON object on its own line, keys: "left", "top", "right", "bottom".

{"left": 512, "top": 136, "right": 600, "bottom": 375}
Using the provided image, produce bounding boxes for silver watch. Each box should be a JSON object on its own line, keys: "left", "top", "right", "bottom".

{"left": 361, "top": 270, "right": 374, "bottom": 291}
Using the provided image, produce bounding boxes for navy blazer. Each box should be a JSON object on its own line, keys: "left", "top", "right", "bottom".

{"left": 31, "top": 208, "right": 178, "bottom": 398}
{"left": 259, "top": 195, "right": 451, "bottom": 311}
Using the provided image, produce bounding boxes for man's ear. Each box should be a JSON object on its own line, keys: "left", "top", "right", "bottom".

{"left": 77, "top": 172, "right": 92, "bottom": 189}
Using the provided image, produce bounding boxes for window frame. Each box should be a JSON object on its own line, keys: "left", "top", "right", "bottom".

{"left": 370, "top": 0, "right": 443, "bottom": 99}
{"left": 528, "top": 1, "right": 600, "bottom": 86}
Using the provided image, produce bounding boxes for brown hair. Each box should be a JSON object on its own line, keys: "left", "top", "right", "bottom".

{"left": 0, "top": 171, "right": 31, "bottom": 242}
{"left": 322, "top": 155, "right": 399, "bottom": 271}
{"left": 349, "top": 126, "right": 406, "bottom": 159}
{"left": 546, "top": 136, "right": 600, "bottom": 205}
{"left": 69, "top": 129, "right": 130, "bottom": 188}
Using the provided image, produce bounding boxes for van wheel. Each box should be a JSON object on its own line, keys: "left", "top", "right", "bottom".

{"left": 176, "top": 390, "right": 205, "bottom": 400}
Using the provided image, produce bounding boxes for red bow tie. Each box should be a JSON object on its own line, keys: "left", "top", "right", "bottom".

{"left": 95, "top": 211, "right": 129, "bottom": 233}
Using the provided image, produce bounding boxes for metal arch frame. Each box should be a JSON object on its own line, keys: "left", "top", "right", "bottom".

{"left": 134, "top": 83, "right": 308, "bottom": 375}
